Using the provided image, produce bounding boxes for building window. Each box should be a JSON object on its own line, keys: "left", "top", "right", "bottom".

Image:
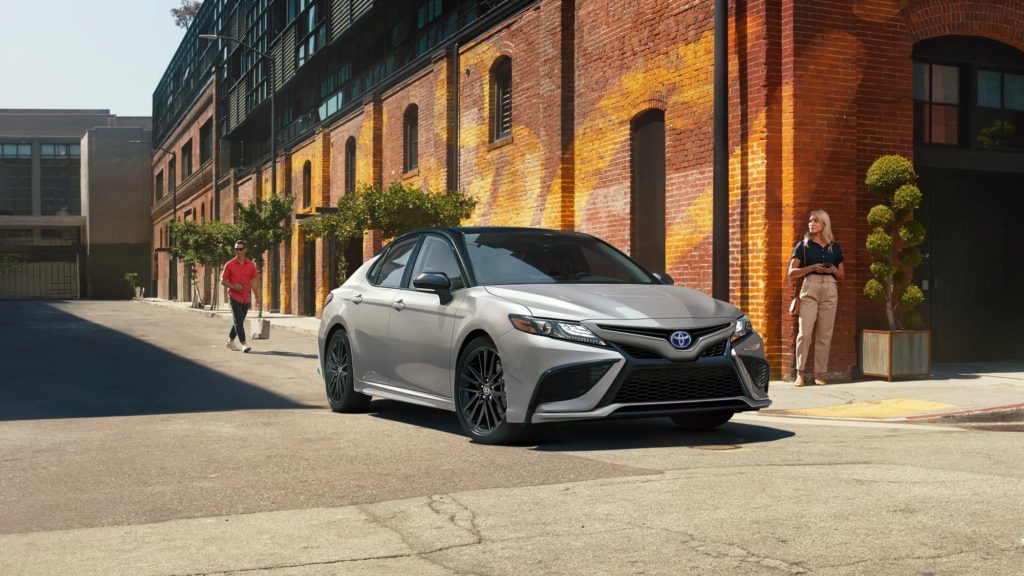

{"left": 914, "top": 62, "right": 960, "bottom": 146}
{"left": 976, "top": 69, "right": 1024, "bottom": 150}
{"left": 156, "top": 171, "right": 164, "bottom": 201}
{"left": 630, "top": 109, "right": 666, "bottom": 274}
{"left": 345, "top": 137, "right": 357, "bottom": 194}
{"left": 200, "top": 119, "right": 213, "bottom": 165}
{"left": 403, "top": 104, "right": 419, "bottom": 173}
{"left": 0, "top": 143, "right": 33, "bottom": 215}
{"left": 490, "top": 57, "right": 512, "bottom": 142}
{"left": 169, "top": 158, "right": 176, "bottom": 191}
{"left": 181, "top": 139, "right": 193, "bottom": 178}
{"left": 302, "top": 160, "right": 312, "bottom": 208}
{"left": 40, "top": 143, "right": 81, "bottom": 215}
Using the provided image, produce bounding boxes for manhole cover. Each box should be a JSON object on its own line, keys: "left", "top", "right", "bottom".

{"left": 959, "top": 423, "right": 1024, "bottom": 432}
{"left": 690, "top": 445, "right": 741, "bottom": 451}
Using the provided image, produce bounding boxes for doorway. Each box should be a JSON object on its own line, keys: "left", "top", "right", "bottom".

{"left": 303, "top": 238, "right": 317, "bottom": 316}
{"left": 917, "top": 169, "right": 1024, "bottom": 361}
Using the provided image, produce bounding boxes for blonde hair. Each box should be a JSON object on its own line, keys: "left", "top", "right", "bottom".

{"left": 803, "top": 209, "right": 835, "bottom": 249}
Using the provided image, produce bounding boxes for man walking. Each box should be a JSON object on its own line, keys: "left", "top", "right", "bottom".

{"left": 221, "top": 240, "right": 259, "bottom": 353}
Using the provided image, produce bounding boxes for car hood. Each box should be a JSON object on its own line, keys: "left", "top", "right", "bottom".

{"left": 483, "top": 284, "right": 741, "bottom": 322}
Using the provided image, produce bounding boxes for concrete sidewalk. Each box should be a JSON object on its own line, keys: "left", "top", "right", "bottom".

{"left": 139, "top": 298, "right": 1024, "bottom": 423}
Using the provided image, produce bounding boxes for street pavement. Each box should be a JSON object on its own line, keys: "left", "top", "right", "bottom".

{"left": 1, "top": 300, "right": 1022, "bottom": 575}
{"left": 141, "top": 297, "right": 1024, "bottom": 424}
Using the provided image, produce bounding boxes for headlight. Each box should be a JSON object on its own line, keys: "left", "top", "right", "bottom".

{"left": 731, "top": 315, "right": 753, "bottom": 342}
{"left": 323, "top": 292, "right": 334, "bottom": 308}
{"left": 509, "top": 314, "right": 607, "bottom": 347}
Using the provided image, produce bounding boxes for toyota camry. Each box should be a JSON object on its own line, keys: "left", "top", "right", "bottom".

{"left": 317, "top": 227, "right": 770, "bottom": 444}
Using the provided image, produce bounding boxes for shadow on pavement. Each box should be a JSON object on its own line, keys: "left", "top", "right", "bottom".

{"left": 0, "top": 301, "right": 309, "bottom": 421}
{"left": 246, "top": 350, "right": 319, "bottom": 359}
{"left": 367, "top": 400, "right": 794, "bottom": 449}
{"left": 928, "top": 362, "right": 1024, "bottom": 381}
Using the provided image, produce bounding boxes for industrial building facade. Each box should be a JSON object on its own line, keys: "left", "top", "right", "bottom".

{"left": 0, "top": 110, "right": 153, "bottom": 300}
{"left": 152, "top": 0, "right": 1024, "bottom": 378}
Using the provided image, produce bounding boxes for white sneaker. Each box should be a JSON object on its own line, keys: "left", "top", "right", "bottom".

{"left": 241, "top": 344, "right": 252, "bottom": 353}
{"left": 226, "top": 341, "right": 240, "bottom": 351}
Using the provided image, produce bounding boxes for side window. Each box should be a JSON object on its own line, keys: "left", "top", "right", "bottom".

{"left": 371, "top": 237, "right": 419, "bottom": 288}
{"left": 410, "top": 236, "right": 465, "bottom": 290}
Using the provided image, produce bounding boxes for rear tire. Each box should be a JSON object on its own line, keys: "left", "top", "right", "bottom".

{"left": 324, "top": 329, "right": 371, "bottom": 413}
{"left": 455, "top": 337, "right": 529, "bottom": 445}
{"left": 671, "top": 411, "right": 734, "bottom": 431}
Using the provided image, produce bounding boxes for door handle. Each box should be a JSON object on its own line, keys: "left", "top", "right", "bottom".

{"left": 392, "top": 299, "right": 405, "bottom": 311}
{"left": 352, "top": 294, "right": 363, "bottom": 304}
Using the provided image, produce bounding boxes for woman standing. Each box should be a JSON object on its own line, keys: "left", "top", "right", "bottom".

{"left": 788, "top": 210, "right": 845, "bottom": 386}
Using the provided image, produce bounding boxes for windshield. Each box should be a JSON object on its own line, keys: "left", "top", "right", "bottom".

{"left": 464, "top": 231, "right": 654, "bottom": 285}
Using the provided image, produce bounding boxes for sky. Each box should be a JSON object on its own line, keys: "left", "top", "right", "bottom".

{"left": 0, "top": 0, "right": 188, "bottom": 117}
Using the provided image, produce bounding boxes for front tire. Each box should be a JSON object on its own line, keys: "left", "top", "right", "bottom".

{"left": 324, "top": 329, "right": 371, "bottom": 413}
{"left": 455, "top": 337, "right": 528, "bottom": 445}
{"left": 671, "top": 411, "right": 734, "bottom": 431}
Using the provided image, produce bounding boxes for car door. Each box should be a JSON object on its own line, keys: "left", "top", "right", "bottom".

{"left": 345, "top": 235, "right": 420, "bottom": 387}
{"left": 384, "top": 234, "right": 467, "bottom": 399}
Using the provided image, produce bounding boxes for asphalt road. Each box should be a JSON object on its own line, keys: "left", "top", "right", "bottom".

{"left": 1, "top": 300, "right": 1022, "bottom": 575}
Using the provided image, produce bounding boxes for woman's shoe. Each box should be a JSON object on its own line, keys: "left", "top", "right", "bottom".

{"left": 814, "top": 378, "right": 827, "bottom": 386}
{"left": 795, "top": 375, "right": 806, "bottom": 387}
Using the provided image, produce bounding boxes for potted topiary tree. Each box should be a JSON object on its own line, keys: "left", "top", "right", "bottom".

{"left": 861, "top": 154, "right": 930, "bottom": 380}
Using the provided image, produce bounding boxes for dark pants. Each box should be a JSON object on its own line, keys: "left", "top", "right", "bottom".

{"left": 229, "top": 298, "right": 250, "bottom": 343}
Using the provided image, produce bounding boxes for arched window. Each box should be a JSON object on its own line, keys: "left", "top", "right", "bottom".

{"left": 630, "top": 109, "right": 666, "bottom": 273}
{"left": 403, "top": 104, "right": 418, "bottom": 173}
{"left": 302, "top": 160, "right": 312, "bottom": 208}
{"left": 345, "top": 136, "right": 356, "bottom": 194}
{"left": 490, "top": 57, "right": 512, "bottom": 141}
{"left": 201, "top": 203, "right": 205, "bottom": 221}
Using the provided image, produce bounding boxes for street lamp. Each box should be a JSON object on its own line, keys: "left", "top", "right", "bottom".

{"left": 132, "top": 139, "right": 178, "bottom": 300}
{"left": 198, "top": 33, "right": 276, "bottom": 198}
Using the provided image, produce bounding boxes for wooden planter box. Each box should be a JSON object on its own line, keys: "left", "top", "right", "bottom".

{"left": 861, "top": 329, "right": 931, "bottom": 381}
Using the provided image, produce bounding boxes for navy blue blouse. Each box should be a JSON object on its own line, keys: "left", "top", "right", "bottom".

{"left": 791, "top": 240, "right": 843, "bottom": 273}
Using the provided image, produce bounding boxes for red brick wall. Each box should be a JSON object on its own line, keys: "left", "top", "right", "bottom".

{"left": 381, "top": 71, "right": 443, "bottom": 191}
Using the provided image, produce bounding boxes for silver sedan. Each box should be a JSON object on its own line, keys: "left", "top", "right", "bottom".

{"left": 317, "top": 227, "right": 770, "bottom": 444}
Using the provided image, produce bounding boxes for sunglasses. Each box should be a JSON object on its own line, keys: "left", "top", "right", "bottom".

{"left": 235, "top": 247, "right": 245, "bottom": 251}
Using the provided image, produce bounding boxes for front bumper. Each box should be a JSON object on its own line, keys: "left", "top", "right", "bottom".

{"left": 498, "top": 328, "right": 770, "bottom": 425}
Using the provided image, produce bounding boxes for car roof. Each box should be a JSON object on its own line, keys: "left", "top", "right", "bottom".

{"left": 405, "top": 226, "right": 594, "bottom": 240}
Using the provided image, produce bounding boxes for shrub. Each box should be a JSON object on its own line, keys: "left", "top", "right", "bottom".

{"left": 863, "top": 154, "right": 927, "bottom": 330}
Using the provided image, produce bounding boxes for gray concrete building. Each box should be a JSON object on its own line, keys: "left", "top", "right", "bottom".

{"left": 0, "top": 110, "right": 152, "bottom": 299}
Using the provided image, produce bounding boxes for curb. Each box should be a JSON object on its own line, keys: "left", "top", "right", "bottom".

{"left": 138, "top": 299, "right": 319, "bottom": 338}
{"left": 904, "top": 403, "right": 1024, "bottom": 423}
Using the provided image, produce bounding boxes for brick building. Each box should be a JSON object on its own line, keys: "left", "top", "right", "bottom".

{"left": 151, "top": 0, "right": 1024, "bottom": 377}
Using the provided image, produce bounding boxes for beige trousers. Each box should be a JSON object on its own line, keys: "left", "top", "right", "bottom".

{"left": 795, "top": 274, "right": 838, "bottom": 375}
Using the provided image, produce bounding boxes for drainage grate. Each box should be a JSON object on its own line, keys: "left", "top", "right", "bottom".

{"left": 957, "top": 423, "right": 1024, "bottom": 432}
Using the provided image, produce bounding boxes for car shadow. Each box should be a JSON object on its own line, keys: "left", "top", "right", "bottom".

{"left": 0, "top": 301, "right": 311, "bottom": 421}
{"left": 367, "top": 400, "right": 794, "bottom": 449}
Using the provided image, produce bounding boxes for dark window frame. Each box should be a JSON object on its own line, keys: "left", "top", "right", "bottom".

{"left": 403, "top": 104, "right": 419, "bottom": 173}
{"left": 302, "top": 160, "right": 312, "bottom": 208}
{"left": 344, "top": 137, "right": 357, "bottom": 194}
{"left": 490, "top": 56, "right": 512, "bottom": 142}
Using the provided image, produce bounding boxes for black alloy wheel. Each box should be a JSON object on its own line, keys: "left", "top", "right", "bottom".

{"left": 671, "top": 411, "right": 734, "bottom": 430}
{"left": 324, "top": 329, "right": 370, "bottom": 413}
{"left": 455, "top": 337, "right": 528, "bottom": 444}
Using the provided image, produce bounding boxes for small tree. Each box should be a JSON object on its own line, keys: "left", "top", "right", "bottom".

{"left": 170, "top": 1, "right": 203, "bottom": 29}
{"left": 863, "top": 155, "right": 926, "bottom": 330}
{"left": 300, "top": 182, "right": 476, "bottom": 282}
{"left": 123, "top": 272, "right": 140, "bottom": 299}
{"left": 168, "top": 219, "right": 239, "bottom": 308}
{"left": 234, "top": 194, "right": 296, "bottom": 314}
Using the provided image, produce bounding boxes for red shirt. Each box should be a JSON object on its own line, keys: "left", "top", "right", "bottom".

{"left": 222, "top": 257, "right": 259, "bottom": 304}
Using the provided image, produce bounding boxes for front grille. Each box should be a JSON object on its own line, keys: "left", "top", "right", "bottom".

{"left": 700, "top": 339, "right": 727, "bottom": 357}
{"left": 615, "top": 343, "right": 663, "bottom": 360}
{"left": 740, "top": 356, "right": 770, "bottom": 393}
{"left": 536, "top": 361, "right": 615, "bottom": 403}
{"left": 597, "top": 323, "right": 730, "bottom": 341}
{"left": 611, "top": 364, "right": 744, "bottom": 404}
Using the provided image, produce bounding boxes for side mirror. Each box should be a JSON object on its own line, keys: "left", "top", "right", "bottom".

{"left": 413, "top": 272, "right": 453, "bottom": 304}
{"left": 653, "top": 272, "right": 674, "bottom": 285}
